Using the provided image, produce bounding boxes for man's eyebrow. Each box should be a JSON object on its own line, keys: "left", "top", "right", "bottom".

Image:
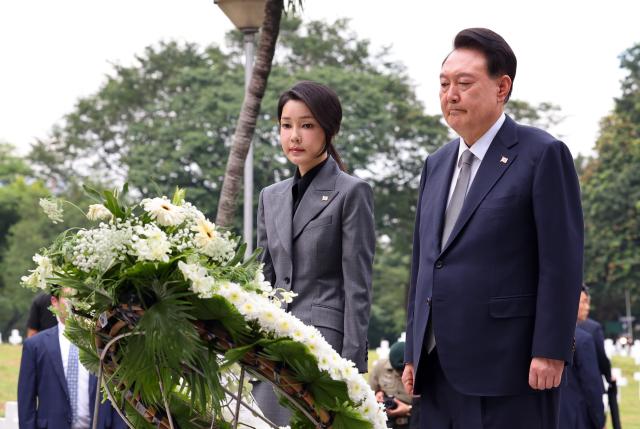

{"left": 440, "top": 72, "right": 476, "bottom": 79}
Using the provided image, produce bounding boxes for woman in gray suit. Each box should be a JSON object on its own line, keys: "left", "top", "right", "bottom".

{"left": 254, "top": 81, "right": 375, "bottom": 425}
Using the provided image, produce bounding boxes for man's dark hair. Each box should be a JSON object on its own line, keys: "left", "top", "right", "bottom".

{"left": 581, "top": 283, "right": 590, "bottom": 295}
{"left": 453, "top": 28, "right": 517, "bottom": 101}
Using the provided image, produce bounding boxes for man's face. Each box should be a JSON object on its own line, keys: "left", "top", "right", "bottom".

{"left": 439, "top": 48, "right": 510, "bottom": 145}
{"left": 51, "top": 290, "right": 71, "bottom": 324}
{"left": 577, "top": 291, "right": 590, "bottom": 322}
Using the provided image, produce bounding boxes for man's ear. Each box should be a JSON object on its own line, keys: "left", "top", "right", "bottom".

{"left": 496, "top": 75, "right": 512, "bottom": 103}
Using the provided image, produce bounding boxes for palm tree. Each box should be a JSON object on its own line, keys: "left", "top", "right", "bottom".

{"left": 216, "top": 0, "right": 296, "bottom": 227}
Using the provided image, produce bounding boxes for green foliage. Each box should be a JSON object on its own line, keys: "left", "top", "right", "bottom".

{"left": 0, "top": 169, "right": 92, "bottom": 337}
{"left": 505, "top": 99, "right": 564, "bottom": 132}
{"left": 0, "top": 143, "right": 31, "bottom": 185}
{"left": 581, "top": 42, "right": 640, "bottom": 321}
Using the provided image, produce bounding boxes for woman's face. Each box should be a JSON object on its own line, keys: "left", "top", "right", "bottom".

{"left": 279, "top": 100, "right": 327, "bottom": 175}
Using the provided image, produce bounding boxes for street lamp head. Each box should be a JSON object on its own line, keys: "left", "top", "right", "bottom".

{"left": 215, "top": 0, "right": 266, "bottom": 33}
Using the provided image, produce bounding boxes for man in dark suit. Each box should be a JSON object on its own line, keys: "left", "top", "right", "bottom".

{"left": 577, "top": 286, "right": 613, "bottom": 385}
{"left": 18, "top": 288, "right": 126, "bottom": 429}
{"left": 560, "top": 325, "right": 605, "bottom": 429}
{"left": 402, "top": 28, "right": 583, "bottom": 428}
{"left": 26, "top": 292, "right": 57, "bottom": 338}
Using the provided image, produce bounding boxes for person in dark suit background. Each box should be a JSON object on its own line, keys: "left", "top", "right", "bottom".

{"left": 560, "top": 318, "right": 605, "bottom": 428}
{"left": 18, "top": 287, "right": 126, "bottom": 429}
{"left": 254, "top": 81, "right": 375, "bottom": 425}
{"left": 26, "top": 292, "right": 57, "bottom": 338}
{"left": 577, "top": 285, "right": 613, "bottom": 385}
{"left": 402, "top": 28, "right": 583, "bottom": 428}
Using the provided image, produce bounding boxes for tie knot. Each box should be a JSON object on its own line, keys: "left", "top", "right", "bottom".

{"left": 459, "top": 149, "right": 474, "bottom": 167}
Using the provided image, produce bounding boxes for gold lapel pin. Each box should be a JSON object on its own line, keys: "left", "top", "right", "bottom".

{"left": 322, "top": 195, "right": 329, "bottom": 201}
{"left": 500, "top": 156, "right": 508, "bottom": 164}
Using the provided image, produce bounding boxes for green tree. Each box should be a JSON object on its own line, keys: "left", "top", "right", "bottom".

{"left": 505, "top": 99, "right": 564, "bottom": 131}
{"left": 28, "top": 17, "right": 450, "bottom": 345}
{"left": 581, "top": 43, "right": 640, "bottom": 323}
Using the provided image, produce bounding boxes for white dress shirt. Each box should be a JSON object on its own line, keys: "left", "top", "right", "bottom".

{"left": 446, "top": 113, "right": 506, "bottom": 206}
{"left": 58, "top": 321, "right": 91, "bottom": 429}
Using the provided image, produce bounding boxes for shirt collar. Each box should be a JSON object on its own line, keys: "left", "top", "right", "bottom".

{"left": 458, "top": 113, "right": 505, "bottom": 162}
{"left": 57, "top": 320, "right": 66, "bottom": 336}
{"left": 293, "top": 156, "right": 328, "bottom": 188}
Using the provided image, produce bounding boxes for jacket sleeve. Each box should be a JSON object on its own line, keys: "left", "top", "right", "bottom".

{"left": 576, "top": 334, "right": 606, "bottom": 429}
{"left": 530, "top": 141, "right": 584, "bottom": 363}
{"left": 257, "top": 189, "right": 276, "bottom": 286}
{"left": 340, "top": 180, "right": 375, "bottom": 372}
{"left": 17, "top": 339, "right": 38, "bottom": 429}
{"left": 593, "top": 322, "right": 612, "bottom": 383}
{"left": 405, "top": 157, "right": 429, "bottom": 364}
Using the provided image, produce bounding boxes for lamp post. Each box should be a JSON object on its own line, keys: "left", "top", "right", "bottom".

{"left": 215, "top": 0, "right": 266, "bottom": 259}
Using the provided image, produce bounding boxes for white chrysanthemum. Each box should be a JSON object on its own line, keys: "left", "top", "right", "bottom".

{"left": 252, "top": 268, "right": 273, "bottom": 293}
{"left": 132, "top": 225, "right": 171, "bottom": 262}
{"left": 39, "top": 198, "right": 64, "bottom": 224}
{"left": 191, "top": 217, "right": 236, "bottom": 262}
{"left": 178, "top": 261, "right": 219, "bottom": 298}
{"left": 86, "top": 204, "right": 112, "bottom": 221}
{"left": 142, "top": 197, "right": 186, "bottom": 226}
{"left": 21, "top": 254, "right": 54, "bottom": 290}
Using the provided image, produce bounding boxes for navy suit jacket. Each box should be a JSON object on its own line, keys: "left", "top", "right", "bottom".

{"left": 560, "top": 327, "right": 605, "bottom": 429}
{"left": 405, "top": 116, "right": 583, "bottom": 396}
{"left": 17, "top": 325, "right": 127, "bottom": 429}
{"left": 578, "top": 317, "right": 611, "bottom": 384}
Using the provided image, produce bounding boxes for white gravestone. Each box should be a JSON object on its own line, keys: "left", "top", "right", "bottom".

{"left": 7, "top": 330, "right": 22, "bottom": 346}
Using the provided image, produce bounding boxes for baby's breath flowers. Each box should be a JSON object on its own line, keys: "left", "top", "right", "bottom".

{"left": 39, "top": 197, "right": 64, "bottom": 224}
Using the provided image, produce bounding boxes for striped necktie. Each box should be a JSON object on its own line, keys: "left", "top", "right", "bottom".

{"left": 67, "top": 343, "right": 79, "bottom": 424}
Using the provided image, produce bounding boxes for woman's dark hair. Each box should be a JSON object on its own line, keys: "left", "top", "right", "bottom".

{"left": 453, "top": 28, "right": 517, "bottom": 101}
{"left": 277, "top": 81, "right": 346, "bottom": 171}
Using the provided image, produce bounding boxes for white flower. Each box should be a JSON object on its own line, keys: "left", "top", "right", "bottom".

{"left": 132, "top": 225, "right": 171, "bottom": 262}
{"left": 252, "top": 268, "right": 273, "bottom": 293}
{"left": 280, "top": 290, "right": 297, "bottom": 304}
{"left": 21, "top": 254, "right": 54, "bottom": 290}
{"left": 39, "top": 198, "right": 64, "bottom": 224}
{"left": 86, "top": 204, "right": 112, "bottom": 221}
{"left": 142, "top": 197, "right": 186, "bottom": 226}
{"left": 191, "top": 217, "right": 237, "bottom": 262}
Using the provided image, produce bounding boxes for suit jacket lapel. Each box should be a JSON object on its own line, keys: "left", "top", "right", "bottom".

{"left": 292, "top": 157, "right": 340, "bottom": 240}
{"left": 441, "top": 116, "right": 519, "bottom": 254}
{"left": 274, "top": 180, "right": 294, "bottom": 258}
{"left": 45, "top": 325, "right": 70, "bottom": 401}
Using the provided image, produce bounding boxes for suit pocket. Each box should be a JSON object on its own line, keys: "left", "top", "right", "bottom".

{"left": 311, "top": 304, "right": 344, "bottom": 333}
{"left": 489, "top": 294, "right": 536, "bottom": 318}
{"left": 306, "top": 215, "right": 332, "bottom": 231}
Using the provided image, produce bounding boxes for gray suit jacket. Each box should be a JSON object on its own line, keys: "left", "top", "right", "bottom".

{"left": 257, "top": 156, "right": 375, "bottom": 371}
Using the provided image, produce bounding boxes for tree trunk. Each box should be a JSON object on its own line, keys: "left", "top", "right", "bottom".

{"left": 215, "top": 0, "right": 284, "bottom": 227}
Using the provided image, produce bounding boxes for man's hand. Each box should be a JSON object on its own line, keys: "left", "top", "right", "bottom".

{"left": 401, "top": 363, "right": 414, "bottom": 395}
{"left": 528, "top": 357, "right": 564, "bottom": 390}
{"left": 386, "top": 398, "right": 412, "bottom": 417}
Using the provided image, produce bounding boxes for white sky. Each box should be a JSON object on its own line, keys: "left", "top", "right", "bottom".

{"left": 0, "top": 1, "right": 638, "bottom": 158}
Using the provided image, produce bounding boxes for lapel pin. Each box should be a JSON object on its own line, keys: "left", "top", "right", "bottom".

{"left": 500, "top": 156, "right": 509, "bottom": 164}
{"left": 322, "top": 195, "right": 329, "bottom": 201}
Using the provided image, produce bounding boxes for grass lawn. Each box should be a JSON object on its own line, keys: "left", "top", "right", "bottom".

{"left": 1, "top": 345, "right": 638, "bottom": 427}
{"left": 0, "top": 344, "right": 21, "bottom": 418}
{"left": 611, "top": 355, "right": 640, "bottom": 429}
